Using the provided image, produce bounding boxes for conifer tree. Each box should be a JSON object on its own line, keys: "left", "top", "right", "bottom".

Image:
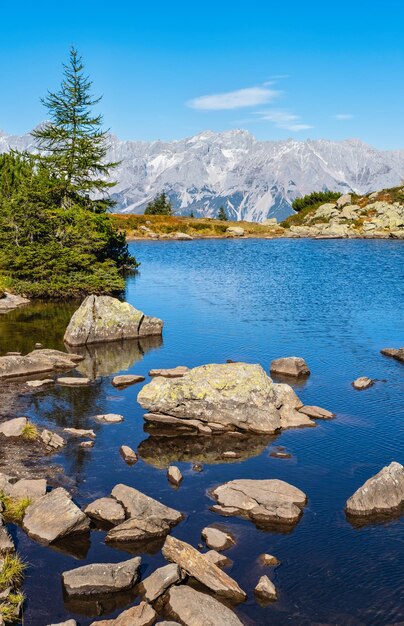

{"left": 144, "top": 191, "right": 173, "bottom": 215}
{"left": 218, "top": 205, "right": 228, "bottom": 221}
{"left": 32, "top": 47, "right": 117, "bottom": 209}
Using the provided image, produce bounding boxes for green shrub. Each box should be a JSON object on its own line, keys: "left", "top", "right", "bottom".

{"left": 292, "top": 190, "right": 340, "bottom": 212}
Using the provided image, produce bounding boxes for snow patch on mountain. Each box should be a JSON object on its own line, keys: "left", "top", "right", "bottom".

{"left": 1, "top": 128, "right": 403, "bottom": 221}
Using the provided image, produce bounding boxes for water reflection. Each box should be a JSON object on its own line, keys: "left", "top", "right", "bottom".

{"left": 138, "top": 432, "right": 276, "bottom": 468}
{"left": 64, "top": 586, "right": 139, "bottom": 618}
{"left": 67, "top": 336, "right": 163, "bottom": 379}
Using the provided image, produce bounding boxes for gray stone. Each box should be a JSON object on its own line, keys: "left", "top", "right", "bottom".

{"left": 352, "top": 377, "right": 374, "bottom": 390}
{"left": 138, "top": 363, "right": 281, "bottom": 434}
{"left": 94, "top": 413, "right": 124, "bottom": 423}
{"left": 203, "top": 550, "right": 231, "bottom": 568}
{"left": 0, "top": 520, "right": 14, "bottom": 554}
{"left": 64, "top": 294, "right": 163, "bottom": 346}
{"left": 138, "top": 563, "right": 182, "bottom": 602}
{"left": 0, "top": 349, "right": 82, "bottom": 379}
{"left": 167, "top": 466, "right": 183, "bottom": 486}
{"left": 47, "top": 621, "right": 77, "bottom": 626}
{"left": 84, "top": 497, "right": 126, "bottom": 525}
{"left": 4, "top": 478, "right": 46, "bottom": 501}
{"left": 62, "top": 556, "right": 141, "bottom": 596}
{"left": 23, "top": 487, "right": 90, "bottom": 545}
{"left": 106, "top": 484, "right": 183, "bottom": 544}
{"left": 272, "top": 383, "right": 314, "bottom": 429}
{"left": 270, "top": 356, "right": 310, "bottom": 378}
{"left": 201, "top": 527, "right": 235, "bottom": 551}
{"left": 90, "top": 601, "right": 156, "bottom": 625}
{"left": 254, "top": 575, "right": 277, "bottom": 601}
{"left": 64, "top": 428, "right": 96, "bottom": 438}
{"left": 149, "top": 366, "right": 189, "bottom": 378}
{"left": 162, "top": 536, "right": 246, "bottom": 602}
{"left": 346, "top": 461, "right": 404, "bottom": 517}
{"left": 40, "top": 429, "right": 65, "bottom": 449}
{"left": 57, "top": 377, "right": 90, "bottom": 386}
{"left": 298, "top": 405, "right": 335, "bottom": 419}
{"left": 112, "top": 374, "right": 145, "bottom": 387}
{"left": 336, "top": 194, "right": 352, "bottom": 208}
{"left": 0, "top": 292, "right": 29, "bottom": 311}
{"left": 173, "top": 232, "right": 193, "bottom": 240}
{"left": 166, "top": 585, "right": 244, "bottom": 626}
{"left": 211, "top": 478, "right": 307, "bottom": 526}
{"left": 26, "top": 379, "right": 54, "bottom": 388}
{"left": 120, "top": 445, "right": 138, "bottom": 464}
{"left": 0, "top": 417, "right": 27, "bottom": 437}
{"left": 226, "top": 226, "right": 244, "bottom": 236}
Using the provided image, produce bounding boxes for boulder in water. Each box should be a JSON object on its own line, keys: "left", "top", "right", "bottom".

{"left": 64, "top": 295, "right": 163, "bottom": 346}
{"left": 346, "top": 461, "right": 404, "bottom": 517}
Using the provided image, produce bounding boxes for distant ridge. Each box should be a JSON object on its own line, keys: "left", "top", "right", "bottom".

{"left": 1, "top": 128, "right": 403, "bottom": 221}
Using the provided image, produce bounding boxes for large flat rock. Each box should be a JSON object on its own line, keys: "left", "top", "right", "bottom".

{"left": 138, "top": 563, "right": 182, "bottom": 602}
{"left": 64, "top": 295, "right": 163, "bottom": 346}
{"left": 84, "top": 497, "right": 126, "bottom": 525}
{"left": 165, "top": 585, "right": 244, "bottom": 625}
{"left": 346, "top": 461, "right": 404, "bottom": 517}
{"left": 0, "top": 417, "right": 27, "bottom": 437}
{"left": 162, "top": 536, "right": 246, "bottom": 602}
{"left": 89, "top": 601, "right": 156, "bottom": 625}
{"left": 22, "top": 488, "right": 90, "bottom": 545}
{"left": 138, "top": 363, "right": 281, "bottom": 434}
{"left": 62, "top": 557, "right": 141, "bottom": 596}
{"left": 0, "top": 349, "right": 82, "bottom": 379}
{"left": 211, "top": 478, "right": 307, "bottom": 527}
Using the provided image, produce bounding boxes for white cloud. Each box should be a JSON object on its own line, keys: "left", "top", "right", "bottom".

{"left": 257, "top": 110, "right": 313, "bottom": 131}
{"left": 187, "top": 86, "right": 280, "bottom": 111}
{"left": 334, "top": 113, "right": 353, "bottom": 120}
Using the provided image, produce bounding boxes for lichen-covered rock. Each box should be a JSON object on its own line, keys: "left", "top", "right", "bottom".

{"left": 62, "top": 556, "right": 141, "bottom": 596}
{"left": 211, "top": 478, "right": 307, "bottom": 527}
{"left": 138, "top": 363, "right": 280, "bottom": 434}
{"left": 64, "top": 295, "right": 163, "bottom": 346}
{"left": 165, "top": 585, "right": 244, "bottom": 625}
{"left": 346, "top": 462, "right": 404, "bottom": 517}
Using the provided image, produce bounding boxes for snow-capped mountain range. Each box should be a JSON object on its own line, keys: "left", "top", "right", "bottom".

{"left": 1, "top": 128, "right": 403, "bottom": 221}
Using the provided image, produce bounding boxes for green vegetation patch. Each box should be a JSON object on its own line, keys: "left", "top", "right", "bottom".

{"left": 0, "top": 493, "right": 32, "bottom": 524}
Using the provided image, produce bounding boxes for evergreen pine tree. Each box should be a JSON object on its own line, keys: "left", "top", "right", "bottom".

{"left": 32, "top": 47, "right": 118, "bottom": 209}
{"left": 218, "top": 205, "right": 228, "bottom": 221}
{"left": 145, "top": 191, "right": 173, "bottom": 215}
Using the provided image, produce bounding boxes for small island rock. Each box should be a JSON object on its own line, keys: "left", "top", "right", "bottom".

{"left": 62, "top": 556, "right": 141, "bottom": 596}
{"left": 270, "top": 356, "right": 310, "bottom": 378}
{"left": 64, "top": 294, "right": 163, "bottom": 346}
{"left": 166, "top": 585, "right": 244, "bottom": 626}
{"left": 346, "top": 461, "right": 404, "bottom": 517}
{"left": 352, "top": 377, "right": 374, "bottom": 390}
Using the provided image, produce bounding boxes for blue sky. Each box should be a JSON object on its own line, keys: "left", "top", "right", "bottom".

{"left": 1, "top": 0, "right": 404, "bottom": 148}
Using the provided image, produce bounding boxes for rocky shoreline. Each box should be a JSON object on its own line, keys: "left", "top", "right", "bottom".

{"left": 0, "top": 295, "right": 403, "bottom": 625}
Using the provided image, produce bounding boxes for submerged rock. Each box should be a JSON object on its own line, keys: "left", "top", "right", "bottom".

{"left": 138, "top": 363, "right": 281, "bottom": 434}
{"left": 94, "top": 414, "right": 124, "bottom": 424}
{"left": 57, "top": 377, "right": 90, "bottom": 386}
{"left": 105, "top": 484, "right": 183, "bottom": 545}
{"left": 270, "top": 356, "right": 310, "bottom": 378}
{"left": 64, "top": 428, "right": 96, "bottom": 439}
{"left": 352, "top": 377, "right": 374, "bottom": 390}
{"left": 22, "top": 488, "right": 90, "bottom": 545}
{"left": 47, "top": 621, "right": 77, "bottom": 626}
{"left": 40, "top": 429, "right": 65, "bottom": 450}
{"left": 62, "top": 556, "right": 141, "bottom": 596}
{"left": 211, "top": 478, "right": 307, "bottom": 527}
{"left": 165, "top": 585, "right": 244, "bottom": 625}
{"left": 0, "top": 292, "right": 29, "bottom": 311}
{"left": 346, "top": 461, "right": 404, "bottom": 517}
{"left": 64, "top": 294, "right": 163, "bottom": 346}
{"left": 162, "top": 535, "right": 246, "bottom": 602}
{"left": 258, "top": 553, "right": 280, "bottom": 566}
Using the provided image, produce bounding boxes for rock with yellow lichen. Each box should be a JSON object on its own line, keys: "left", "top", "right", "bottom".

{"left": 137, "top": 362, "right": 281, "bottom": 434}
